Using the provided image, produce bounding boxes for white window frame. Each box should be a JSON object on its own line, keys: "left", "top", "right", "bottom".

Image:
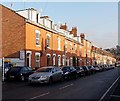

{"left": 70, "top": 57, "right": 73, "bottom": 66}
{"left": 53, "top": 54, "right": 56, "bottom": 66}
{"left": 35, "top": 30, "right": 40, "bottom": 47}
{"left": 62, "top": 55, "right": 65, "bottom": 66}
{"left": 46, "top": 34, "right": 51, "bottom": 49}
{"left": 58, "top": 38, "right": 61, "bottom": 50}
{"left": 58, "top": 55, "right": 61, "bottom": 66}
{"left": 35, "top": 52, "right": 40, "bottom": 67}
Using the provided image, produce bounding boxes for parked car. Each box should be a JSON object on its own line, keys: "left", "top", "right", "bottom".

{"left": 4, "top": 62, "right": 13, "bottom": 74}
{"left": 6, "top": 66, "right": 34, "bottom": 81}
{"left": 97, "top": 65, "right": 104, "bottom": 72}
{"left": 93, "top": 66, "right": 100, "bottom": 72}
{"left": 62, "top": 66, "right": 77, "bottom": 80}
{"left": 110, "top": 64, "right": 115, "bottom": 69}
{"left": 81, "top": 66, "right": 90, "bottom": 75}
{"left": 87, "top": 66, "right": 96, "bottom": 74}
{"left": 102, "top": 65, "right": 107, "bottom": 71}
{"left": 29, "top": 66, "right": 63, "bottom": 84}
{"left": 74, "top": 66, "right": 85, "bottom": 76}
{"left": 106, "top": 65, "right": 114, "bottom": 70}
{"left": 104, "top": 65, "right": 110, "bottom": 70}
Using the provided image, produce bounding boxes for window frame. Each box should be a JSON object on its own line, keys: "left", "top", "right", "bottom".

{"left": 35, "top": 30, "right": 40, "bottom": 47}
{"left": 35, "top": 53, "right": 40, "bottom": 67}
{"left": 58, "top": 38, "right": 61, "bottom": 50}
{"left": 46, "top": 34, "right": 51, "bottom": 49}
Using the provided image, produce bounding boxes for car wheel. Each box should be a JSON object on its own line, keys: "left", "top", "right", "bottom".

{"left": 21, "top": 76, "right": 25, "bottom": 81}
{"left": 49, "top": 77, "right": 53, "bottom": 84}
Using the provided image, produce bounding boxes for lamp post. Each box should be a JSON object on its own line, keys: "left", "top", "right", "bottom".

{"left": 2, "top": 57, "right": 4, "bottom": 81}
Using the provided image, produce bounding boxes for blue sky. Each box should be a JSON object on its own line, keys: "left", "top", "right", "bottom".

{"left": 1, "top": 2, "right": 118, "bottom": 49}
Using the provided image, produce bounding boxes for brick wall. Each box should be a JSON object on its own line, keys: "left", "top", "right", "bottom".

{"left": 2, "top": 5, "right": 26, "bottom": 58}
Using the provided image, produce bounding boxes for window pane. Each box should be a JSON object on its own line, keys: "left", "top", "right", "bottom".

{"left": 36, "top": 39, "right": 40, "bottom": 45}
{"left": 36, "top": 62, "right": 40, "bottom": 67}
{"left": 46, "top": 36, "right": 50, "bottom": 47}
{"left": 36, "top": 55, "right": 40, "bottom": 60}
{"left": 36, "top": 33, "right": 39, "bottom": 38}
{"left": 36, "top": 32, "right": 40, "bottom": 45}
{"left": 36, "top": 54, "right": 40, "bottom": 67}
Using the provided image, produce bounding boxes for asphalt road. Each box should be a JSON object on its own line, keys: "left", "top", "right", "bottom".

{"left": 2, "top": 68, "right": 120, "bottom": 100}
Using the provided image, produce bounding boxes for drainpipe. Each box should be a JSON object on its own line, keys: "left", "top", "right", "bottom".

{"left": 52, "top": 32, "right": 54, "bottom": 66}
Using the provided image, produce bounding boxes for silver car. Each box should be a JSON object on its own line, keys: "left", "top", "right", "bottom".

{"left": 28, "top": 66, "right": 63, "bottom": 84}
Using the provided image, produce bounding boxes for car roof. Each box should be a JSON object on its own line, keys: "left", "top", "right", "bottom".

{"left": 13, "top": 66, "right": 26, "bottom": 68}
{"left": 39, "top": 66, "right": 55, "bottom": 69}
{"left": 36, "top": 66, "right": 55, "bottom": 71}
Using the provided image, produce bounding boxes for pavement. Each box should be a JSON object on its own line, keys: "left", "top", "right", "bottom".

{"left": 2, "top": 67, "right": 120, "bottom": 101}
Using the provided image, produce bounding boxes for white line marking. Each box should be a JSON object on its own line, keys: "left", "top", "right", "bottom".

{"left": 99, "top": 76, "right": 120, "bottom": 101}
{"left": 59, "top": 84, "right": 73, "bottom": 90}
{"left": 26, "top": 92, "right": 50, "bottom": 101}
{"left": 110, "top": 95, "right": 120, "bottom": 97}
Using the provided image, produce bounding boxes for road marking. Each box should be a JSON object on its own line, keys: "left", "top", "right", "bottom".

{"left": 59, "top": 84, "right": 73, "bottom": 90}
{"left": 26, "top": 92, "right": 50, "bottom": 101}
{"left": 99, "top": 76, "right": 120, "bottom": 101}
{"left": 110, "top": 95, "right": 120, "bottom": 98}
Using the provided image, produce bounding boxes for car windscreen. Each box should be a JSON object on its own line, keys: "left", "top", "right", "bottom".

{"left": 9, "top": 67, "right": 21, "bottom": 74}
{"left": 87, "top": 66, "right": 91, "bottom": 69}
{"left": 62, "top": 67, "right": 70, "bottom": 71}
{"left": 37, "top": 68, "right": 52, "bottom": 72}
{"left": 82, "top": 66, "right": 87, "bottom": 70}
{"left": 75, "top": 67, "right": 80, "bottom": 70}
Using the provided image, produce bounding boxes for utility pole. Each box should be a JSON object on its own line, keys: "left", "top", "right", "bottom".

{"left": 2, "top": 57, "right": 4, "bottom": 81}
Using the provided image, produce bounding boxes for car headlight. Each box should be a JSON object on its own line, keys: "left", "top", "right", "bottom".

{"left": 28, "top": 76, "right": 32, "bottom": 80}
{"left": 39, "top": 76, "right": 48, "bottom": 80}
{"left": 65, "top": 72, "right": 69, "bottom": 75}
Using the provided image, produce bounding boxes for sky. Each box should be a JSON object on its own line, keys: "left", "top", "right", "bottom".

{"left": 1, "top": 2, "right": 118, "bottom": 49}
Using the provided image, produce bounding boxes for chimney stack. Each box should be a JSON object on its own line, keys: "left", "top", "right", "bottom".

{"left": 80, "top": 33, "right": 85, "bottom": 43}
{"left": 60, "top": 23, "right": 67, "bottom": 30}
{"left": 80, "top": 33, "right": 85, "bottom": 39}
{"left": 70, "top": 27, "right": 77, "bottom": 37}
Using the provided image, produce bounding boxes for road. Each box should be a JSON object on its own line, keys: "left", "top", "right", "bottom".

{"left": 2, "top": 68, "right": 120, "bottom": 100}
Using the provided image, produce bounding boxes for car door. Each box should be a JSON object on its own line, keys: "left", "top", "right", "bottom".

{"left": 51, "top": 67, "right": 60, "bottom": 81}
{"left": 55, "top": 67, "right": 62, "bottom": 80}
{"left": 21, "top": 67, "right": 31, "bottom": 78}
{"left": 26, "top": 67, "right": 34, "bottom": 75}
{"left": 20, "top": 67, "right": 28, "bottom": 77}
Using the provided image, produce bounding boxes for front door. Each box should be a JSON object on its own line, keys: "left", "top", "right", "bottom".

{"left": 26, "top": 52, "right": 31, "bottom": 67}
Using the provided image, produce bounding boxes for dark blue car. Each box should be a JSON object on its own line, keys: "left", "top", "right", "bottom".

{"left": 62, "top": 66, "right": 77, "bottom": 80}
{"left": 6, "top": 66, "right": 34, "bottom": 81}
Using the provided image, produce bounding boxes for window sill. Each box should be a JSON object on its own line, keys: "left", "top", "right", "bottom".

{"left": 58, "top": 48, "right": 61, "bottom": 51}
{"left": 36, "top": 45, "right": 41, "bottom": 47}
{"left": 47, "top": 47, "right": 51, "bottom": 49}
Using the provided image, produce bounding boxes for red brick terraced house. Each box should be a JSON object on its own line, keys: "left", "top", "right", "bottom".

{"left": 1, "top": 5, "right": 116, "bottom": 69}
